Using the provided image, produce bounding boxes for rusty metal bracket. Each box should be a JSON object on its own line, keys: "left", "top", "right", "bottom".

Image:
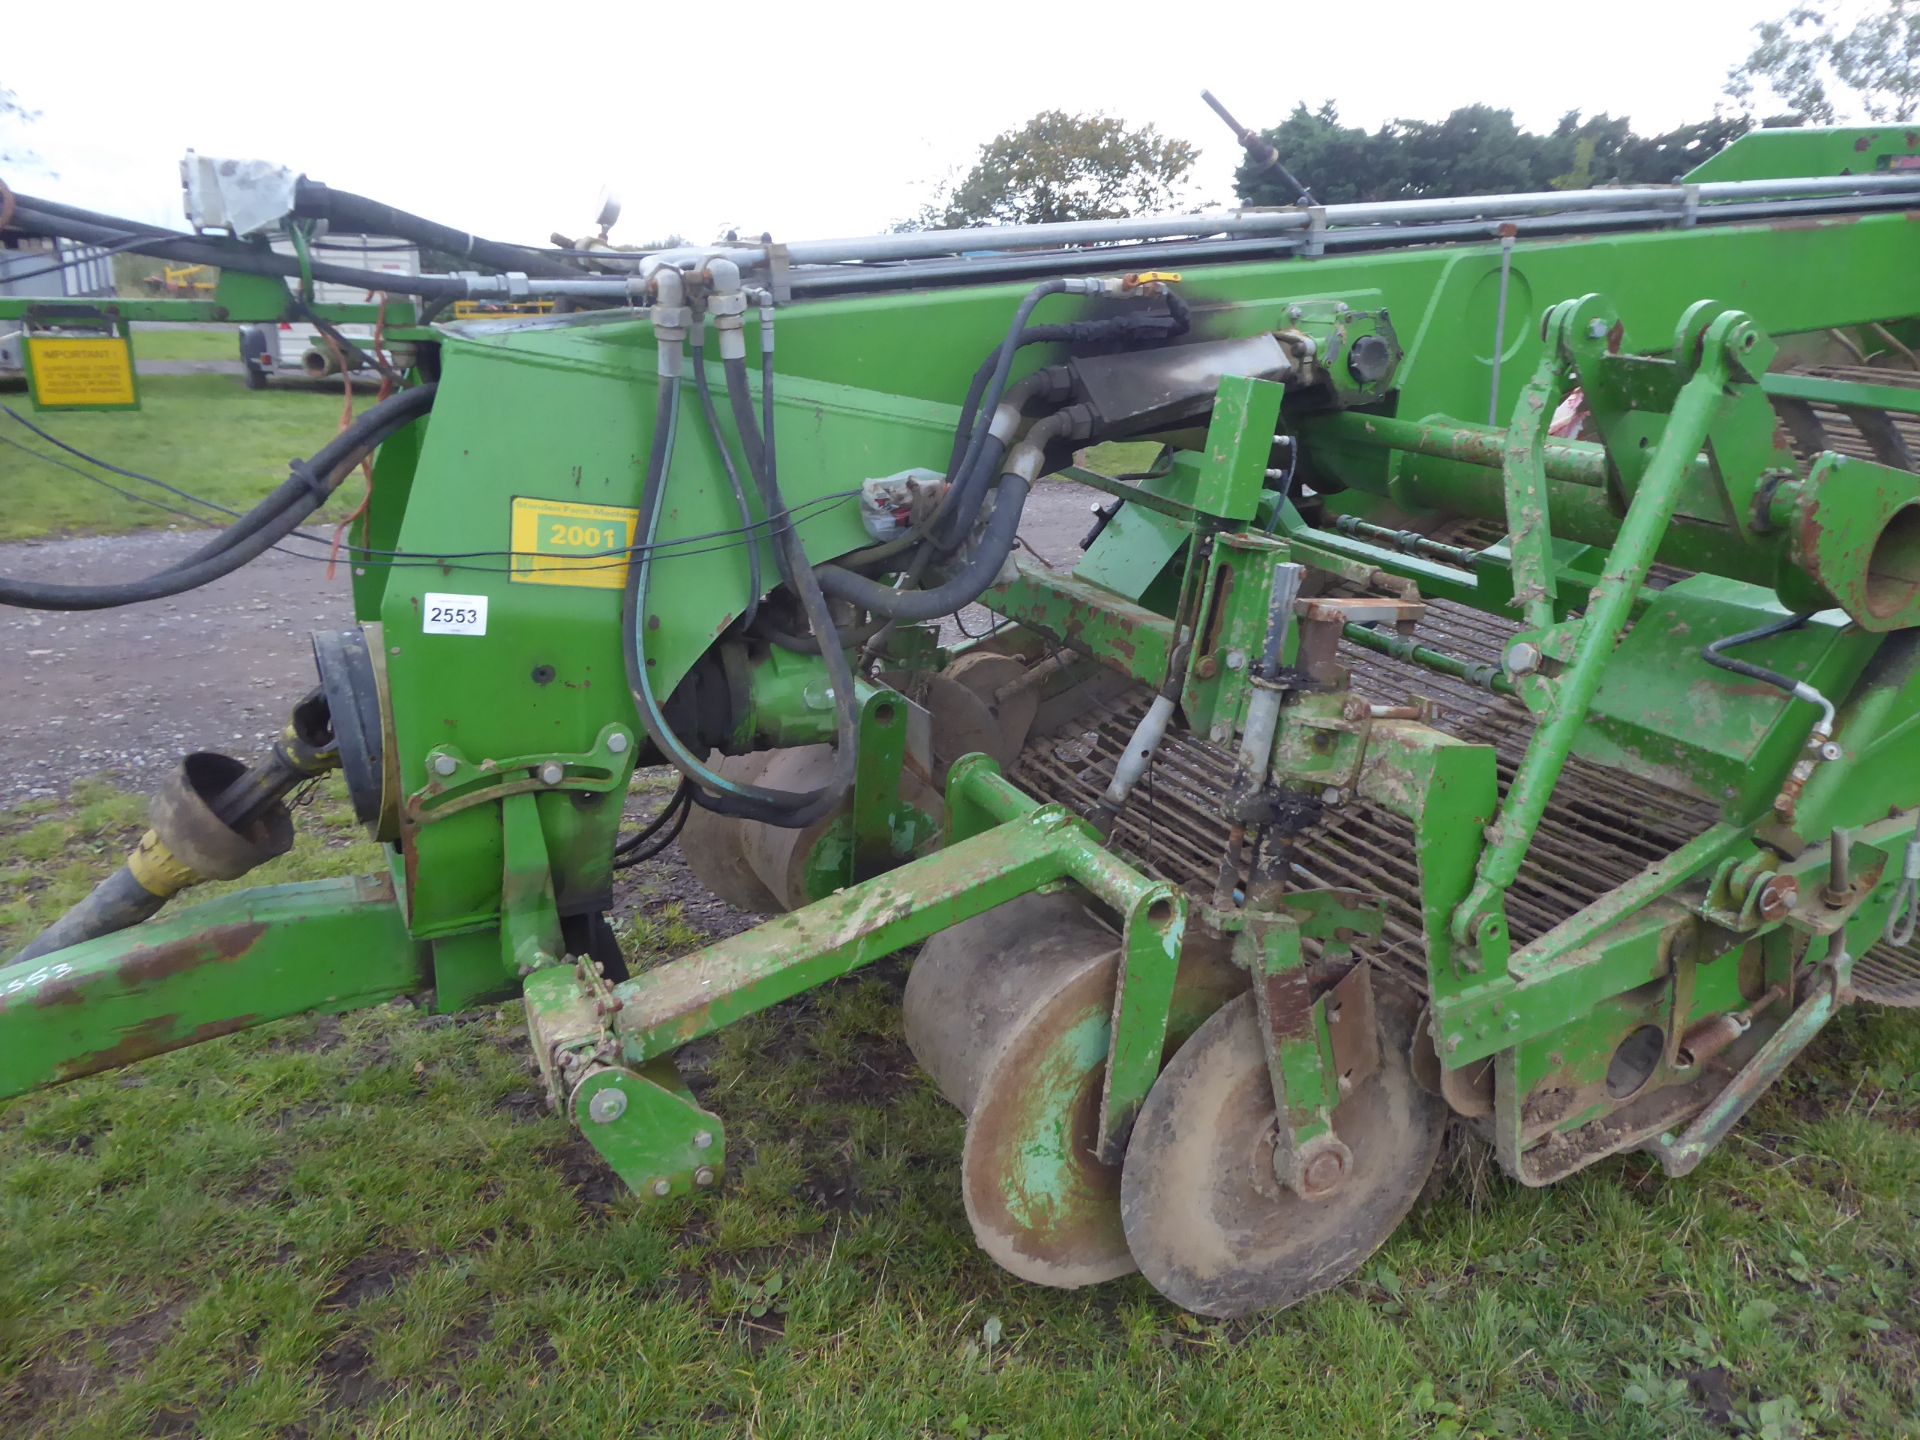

{"left": 1093, "top": 885, "right": 1189, "bottom": 1164}
{"left": 407, "top": 723, "right": 638, "bottom": 825}
{"left": 1234, "top": 917, "right": 1379, "bottom": 1201}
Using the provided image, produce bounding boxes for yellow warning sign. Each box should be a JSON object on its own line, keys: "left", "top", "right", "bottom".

{"left": 509, "top": 497, "right": 639, "bottom": 590}
{"left": 26, "top": 336, "right": 138, "bottom": 410}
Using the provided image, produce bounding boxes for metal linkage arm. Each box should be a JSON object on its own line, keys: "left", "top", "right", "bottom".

{"left": 1451, "top": 305, "right": 1760, "bottom": 953}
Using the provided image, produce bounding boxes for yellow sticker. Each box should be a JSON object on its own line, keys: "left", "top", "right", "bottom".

{"left": 27, "top": 336, "right": 137, "bottom": 410}
{"left": 509, "top": 497, "right": 639, "bottom": 590}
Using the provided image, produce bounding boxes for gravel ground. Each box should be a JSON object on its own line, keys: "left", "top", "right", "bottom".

{"left": 0, "top": 481, "right": 1104, "bottom": 807}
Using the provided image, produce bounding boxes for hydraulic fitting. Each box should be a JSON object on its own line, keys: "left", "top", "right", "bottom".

{"left": 704, "top": 258, "right": 749, "bottom": 361}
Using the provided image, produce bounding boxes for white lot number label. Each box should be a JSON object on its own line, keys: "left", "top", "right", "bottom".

{"left": 423, "top": 592, "right": 489, "bottom": 636}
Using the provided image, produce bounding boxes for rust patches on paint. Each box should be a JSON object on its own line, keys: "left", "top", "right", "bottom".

{"left": 56, "top": 1014, "right": 259, "bottom": 1082}
{"left": 31, "top": 923, "right": 268, "bottom": 1009}
{"left": 1768, "top": 214, "right": 1860, "bottom": 233}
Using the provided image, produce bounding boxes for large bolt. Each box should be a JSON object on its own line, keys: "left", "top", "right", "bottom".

{"left": 538, "top": 761, "right": 566, "bottom": 786}
{"left": 694, "top": 1166, "right": 716, "bottom": 1188}
{"left": 651, "top": 1178, "right": 672, "bottom": 1197}
{"left": 694, "top": 1130, "right": 714, "bottom": 1150}
{"left": 1302, "top": 1150, "right": 1345, "bottom": 1194}
{"left": 587, "top": 1088, "right": 628, "bottom": 1125}
{"left": 1504, "top": 642, "right": 1541, "bottom": 676}
{"left": 1292, "top": 1138, "right": 1353, "bottom": 1200}
{"left": 607, "top": 731, "right": 630, "bottom": 755}
{"left": 432, "top": 753, "right": 459, "bottom": 777}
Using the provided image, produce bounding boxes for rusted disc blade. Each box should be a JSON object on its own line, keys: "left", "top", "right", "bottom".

{"left": 926, "top": 651, "right": 1039, "bottom": 785}
{"left": 960, "top": 945, "right": 1134, "bottom": 1288}
{"left": 679, "top": 753, "right": 781, "bottom": 913}
{"left": 903, "top": 891, "right": 1116, "bottom": 1113}
{"left": 1119, "top": 984, "right": 1444, "bottom": 1318}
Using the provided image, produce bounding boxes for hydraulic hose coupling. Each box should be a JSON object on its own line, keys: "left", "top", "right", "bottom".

{"left": 703, "top": 258, "right": 749, "bottom": 363}
{"left": 1773, "top": 690, "right": 1840, "bottom": 824}
{"left": 1061, "top": 276, "right": 1129, "bottom": 297}
{"left": 647, "top": 262, "right": 692, "bottom": 376}
{"left": 747, "top": 287, "right": 776, "bottom": 354}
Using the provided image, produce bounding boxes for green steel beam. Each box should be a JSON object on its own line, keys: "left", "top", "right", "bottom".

{"left": 984, "top": 560, "right": 1178, "bottom": 690}
{"left": 1763, "top": 370, "right": 1920, "bottom": 419}
{"left": 612, "top": 758, "right": 1170, "bottom": 1063}
{"left": 0, "top": 877, "right": 426, "bottom": 1098}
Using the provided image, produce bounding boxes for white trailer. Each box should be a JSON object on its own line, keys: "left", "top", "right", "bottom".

{"left": 236, "top": 234, "right": 421, "bottom": 388}
{"left": 0, "top": 238, "right": 118, "bottom": 377}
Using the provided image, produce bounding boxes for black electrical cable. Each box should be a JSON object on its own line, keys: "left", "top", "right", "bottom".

{"left": 0, "top": 431, "right": 256, "bottom": 532}
{"left": 0, "top": 403, "right": 856, "bottom": 572}
{"left": 167, "top": 384, "right": 436, "bottom": 571}
{"left": 693, "top": 338, "right": 761, "bottom": 632}
{"left": 3, "top": 404, "right": 327, "bottom": 546}
{"left": 0, "top": 384, "right": 435, "bottom": 609}
{"left": 0, "top": 431, "right": 355, "bottom": 560}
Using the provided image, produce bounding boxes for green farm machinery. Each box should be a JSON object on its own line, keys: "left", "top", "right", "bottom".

{"left": 6, "top": 122, "right": 1920, "bottom": 1318}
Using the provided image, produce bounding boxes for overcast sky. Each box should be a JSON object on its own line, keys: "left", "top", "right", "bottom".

{"left": 5, "top": 2, "right": 1803, "bottom": 248}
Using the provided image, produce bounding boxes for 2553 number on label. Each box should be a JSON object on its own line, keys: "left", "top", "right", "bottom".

{"left": 422, "top": 592, "right": 489, "bottom": 636}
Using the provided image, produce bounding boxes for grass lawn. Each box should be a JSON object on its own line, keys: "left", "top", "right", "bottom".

{"left": 128, "top": 326, "right": 245, "bottom": 364}
{"left": 1, "top": 783, "right": 1918, "bottom": 1438}
{"left": 0, "top": 373, "right": 366, "bottom": 542}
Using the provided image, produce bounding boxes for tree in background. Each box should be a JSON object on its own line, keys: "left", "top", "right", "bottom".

{"left": 914, "top": 111, "right": 1196, "bottom": 229}
{"left": 1727, "top": 2, "right": 1920, "bottom": 122}
{"left": 1234, "top": 105, "right": 1751, "bottom": 206}
{"left": 1, "top": 83, "right": 41, "bottom": 168}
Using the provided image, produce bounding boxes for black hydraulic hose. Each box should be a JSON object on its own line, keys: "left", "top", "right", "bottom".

{"left": 947, "top": 280, "right": 1069, "bottom": 517}
{"left": 613, "top": 778, "right": 694, "bottom": 866}
{"left": 817, "top": 473, "right": 1033, "bottom": 622}
{"left": 7, "top": 200, "right": 469, "bottom": 300}
{"left": 799, "top": 298, "right": 1190, "bottom": 575}
{"left": 170, "top": 384, "right": 437, "bottom": 568}
{"left": 1701, "top": 613, "right": 1814, "bottom": 692}
{"left": 620, "top": 361, "right": 855, "bottom": 827}
{"left": 693, "top": 342, "right": 761, "bottom": 633}
{"left": 611, "top": 795, "right": 691, "bottom": 869}
{"left": 945, "top": 351, "right": 997, "bottom": 482}
{"left": 819, "top": 403, "right": 1085, "bottom": 623}
{"left": 290, "top": 179, "right": 585, "bottom": 279}
{"left": 717, "top": 354, "right": 863, "bottom": 821}
{"left": 930, "top": 434, "right": 1009, "bottom": 552}
{"left": 0, "top": 385, "right": 435, "bottom": 609}
{"left": 725, "top": 359, "right": 789, "bottom": 586}
{"left": 419, "top": 295, "right": 457, "bottom": 326}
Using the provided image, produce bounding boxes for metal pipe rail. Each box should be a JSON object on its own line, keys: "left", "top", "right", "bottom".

{"left": 448, "top": 174, "right": 1920, "bottom": 304}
